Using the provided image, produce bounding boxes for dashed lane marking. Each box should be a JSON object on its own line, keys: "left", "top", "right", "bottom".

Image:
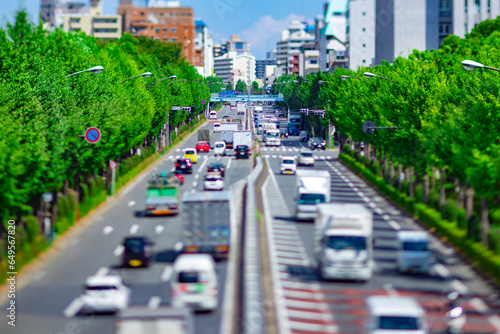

{"left": 94, "top": 267, "right": 109, "bottom": 276}
{"left": 113, "top": 245, "right": 124, "bottom": 256}
{"left": 127, "top": 200, "right": 136, "bottom": 207}
{"left": 155, "top": 225, "right": 164, "bottom": 234}
{"left": 161, "top": 265, "right": 173, "bottom": 282}
{"left": 129, "top": 224, "right": 139, "bottom": 234}
{"left": 103, "top": 226, "right": 113, "bottom": 235}
{"left": 148, "top": 296, "right": 161, "bottom": 309}
{"left": 63, "top": 298, "right": 84, "bottom": 318}
{"left": 389, "top": 220, "right": 401, "bottom": 230}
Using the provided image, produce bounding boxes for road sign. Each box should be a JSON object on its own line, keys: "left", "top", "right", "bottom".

{"left": 245, "top": 91, "right": 248, "bottom": 95}
{"left": 222, "top": 94, "right": 225, "bottom": 97}
{"left": 247, "top": 99, "right": 251, "bottom": 102}
{"left": 363, "top": 121, "right": 376, "bottom": 134}
{"left": 201, "top": 99, "right": 206, "bottom": 104}
{"left": 85, "top": 127, "right": 101, "bottom": 144}
{"left": 172, "top": 106, "right": 181, "bottom": 111}
{"left": 109, "top": 160, "right": 117, "bottom": 169}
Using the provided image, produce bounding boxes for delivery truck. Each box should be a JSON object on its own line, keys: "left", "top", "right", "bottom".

{"left": 221, "top": 130, "right": 234, "bottom": 148}
{"left": 220, "top": 123, "right": 239, "bottom": 131}
{"left": 295, "top": 169, "right": 331, "bottom": 221}
{"left": 181, "top": 191, "right": 231, "bottom": 260}
{"left": 198, "top": 129, "right": 210, "bottom": 142}
{"left": 210, "top": 131, "right": 222, "bottom": 149}
{"left": 233, "top": 130, "right": 252, "bottom": 149}
{"left": 115, "top": 306, "right": 194, "bottom": 334}
{"left": 145, "top": 184, "right": 180, "bottom": 216}
{"left": 314, "top": 203, "right": 373, "bottom": 281}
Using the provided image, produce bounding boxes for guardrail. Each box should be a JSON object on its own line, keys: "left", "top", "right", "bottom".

{"left": 243, "top": 157, "right": 264, "bottom": 334}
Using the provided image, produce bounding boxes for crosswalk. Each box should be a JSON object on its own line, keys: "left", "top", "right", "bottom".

{"left": 262, "top": 154, "right": 334, "bottom": 160}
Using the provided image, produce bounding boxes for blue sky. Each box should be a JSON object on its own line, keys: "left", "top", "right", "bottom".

{"left": 0, "top": 0, "right": 331, "bottom": 58}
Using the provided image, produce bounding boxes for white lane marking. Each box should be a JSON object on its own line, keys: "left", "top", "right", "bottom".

{"left": 278, "top": 155, "right": 283, "bottom": 158}
{"left": 288, "top": 149, "right": 293, "bottom": 152}
{"left": 63, "top": 298, "right": 84, "bottom": 318}
{"left": 161, "top": 265, "right": 173, "bottom": 282}
{"left": 171, "top": 167, "right": 175, "bottom": 172}
{"left": 148, "top": 296, "right": 161, "bottom": 309}
{"left": 113, "top": 245, "right": 124, "bottom": 256}
{"left": 277, "top": 258, "right": 310, "bottom": 266}
{"left": 488, "top": 315, "right": 500, "bottom": 331}
{"left": 174, "top": 241, "right": 183, "bottom": 251}
{"left": 176, "top": 149, "right": 181, "bottom": 152}
{"left": 287, "top": 309, "right": 334, "bottom": 320}
{"left": 389, "top": 220, "right": 401, "bottom": 230}
{"left": 353, "top": 187, "right": 359, "bottom": 191}
{"left": 191, "top": 189, "right": 195, "bottom": 193}
{"left": 281, "top": 280, "right": 321, "bottom": 290}
{"left": 272, "top": 155, "right": 277, "bottom": 158}
{"left": 368, "top": 202, "right": 376, "bottom": 208}
{"left": 432, "top": 263, "right": 450, "bottom": 277}
{"left": 103, "top": 226, "right": 113, "bottom": 235}
{"left": 195, "top": 174, "right": 199, "bottom": 179}
{"left": 347, "top": 182, "right": 354, "bottom": 187}
{"left": 382, "top": 214, "right": 391, "bottom": 221}
{"left": 383, "top": 283, "right": 399, "bottom": 296}
{"left": 129, "top": 224, "right": 139, "bottom": 234}
{"left": 289, "top": 321, "right": 337, "bottom": 333}
{"left": 227, "top": 157, "right": 232, "bottom": 169}
{"left": 284, "top": 289, "right": 324, "bottom": 299}
{"left": 155, "top": 225, "right": 164, "bottom": 234}
{"left": 197, "top": 156, "right": 209, "bottom": 173}
{"left": 470, "top": 297, "right": 488, "bottom": 313}
{"left": 362, "top": 196, "right": 370, "bottom": 202}
{"left": 450, "top": 279, "right": 469, "bottom": 294}
{"left": 375, "top": 207, "right": 384, "bottom": 215}
{"left": 96, "top": 216, "right": 104, "bottom": 221}
{"left": 94, "top": 267, "right": 109, "bottom": 276}
{"left": 193, "top": 181, "right": 198, "bottom": 187}
{"left": 175, "top": 155, "right": 180, "bottom": 159}
{"left": 357, "top": 191, "right": 365, "bottom": 197}
{"left": 284, "top": 298, "right": 329, "bottom": 310}
{"left": 154, "top": 167, "right": 158, "bottom": 171}
{"left": 320, "top": 156, "right": 326, "bottom": 160}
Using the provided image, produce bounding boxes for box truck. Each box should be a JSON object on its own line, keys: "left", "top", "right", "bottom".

{"left": 233, "top": 130, "right": 252, "bottom": 149}
{"left": 295, "top": 170, "right": 331, "bottom": 221}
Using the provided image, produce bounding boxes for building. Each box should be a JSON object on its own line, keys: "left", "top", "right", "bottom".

{"left": 219, "top": 35, "right": 251, "bottom": 57}
{"left": 451, "top": 0, "right": 500, "bottom": 40}
{"left": 256, "top": 59, "right": 276, "bottom": 79}
{"left": 213, "top": 44, "right": 222, "bottom": 58}
{"left": 41, "top": 0, "right": 88, "bottom": 30}
{"left": 319, "top": 0, "right": 348, "bottom": 72}
{"left": 276, "top": 21, "right": 315, "bottom": 76}
{"left": 117, "top": 1, "right": 196, "bottom": 64}
{"left": 62, "top": 0, "right": 122, "bottom": 39}
{"left": 194, "top": 20, "right": 213, "bottom": 77}
{"left": 41, "top": 0, "right": 57, "bottom": 27}
{"left": 266, "top": 49, "right": 277, "bottom": 60}
{"left": 298, "top": 43, "right": 320, "bottom": 76}
{"left": 346, "top": 0, "right": 375, "bottom": 70}
{"left": 214, "top": 51, "right": 255, "bottom": 88}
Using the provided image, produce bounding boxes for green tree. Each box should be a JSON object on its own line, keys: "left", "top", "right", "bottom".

{"left": 225, "top": 81, "right": 233, "bottom": 91}
{"left": 252, "top": 81, "right": 259, "bottom": 92}
{"left": 236, "top": 79, "right": 247, "bottom": 92}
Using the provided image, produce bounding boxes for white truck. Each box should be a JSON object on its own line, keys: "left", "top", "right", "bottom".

{"left": 115, "top": 306, "right": 194, "bottom": 334}
{"left": 233, "top": 130, "right": 252, "bottom": 149}
{"left": 295, "top": 169, "right": 330, "bottom": 221}
{"left": 209, "top": 110, "right": 217, "bottom": 120}
{"left": 254, "top": 106, "right": 263, "bottom": 114}
{"left": 181, "top": 191, "right": 231, "bottom": 260}
{"left": 314, "top": 203, "right": 373, "bottom": 281}
{"left": 261, "top": 123, "right": 277, "bottom": 140}
{"left": 265, "top": 129, "right": 281, "bottom": 146}
{"left": 237, "top": 103, "right": 245, "bottom": 113}
{"left": 220, "top": 123, "right": 239, "bottom": 131}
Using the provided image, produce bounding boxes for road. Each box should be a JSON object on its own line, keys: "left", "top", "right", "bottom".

{"left": 258, "top": 107, "right": 500, "bottom": 333}
{"left": 0, "top": 105, "right": 250, "bottom": 334}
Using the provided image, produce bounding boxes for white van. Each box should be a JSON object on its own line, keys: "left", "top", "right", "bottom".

{"left": 366, "top": 296, "right": 428, "bottom": 334}
{"left": 213, "top": 123, "right": 221, "bottom": 132}
{"left": 209, "top": 111, "right": 217, "bottom": 119}
{"left": 396, "top": 231, "right": 431, "bottom": 274}
{"left": 170, "top": 254, "right": 218, "bottom": 312}
{"left": 213, "top": 141, "right": 226, "bottom": 156}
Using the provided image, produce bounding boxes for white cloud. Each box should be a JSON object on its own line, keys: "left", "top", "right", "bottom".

{"left": 239, "top": 14, "right": 305, "bottom": 58}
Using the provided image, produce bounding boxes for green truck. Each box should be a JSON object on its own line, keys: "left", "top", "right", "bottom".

{"left": 145, "top": 184, "right": 180, "bottom": 216}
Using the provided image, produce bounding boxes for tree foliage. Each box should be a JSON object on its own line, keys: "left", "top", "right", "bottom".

{"left": 236, "top": 79, "right": 247, "bottom": 92}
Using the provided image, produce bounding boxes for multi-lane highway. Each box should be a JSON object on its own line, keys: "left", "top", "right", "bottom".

{"left": 0, "top": 106, "right": 249, "bottom": 334}
{"left": 257, "top": 107, "right": 500, "bottom": 334}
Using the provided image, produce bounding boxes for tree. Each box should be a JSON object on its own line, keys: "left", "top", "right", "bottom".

{"left": 252, "top": 81, "right": 259, "bottom": 92}
{"left": 225, "top": 81, "right": 233, "bottom": 91}
{"left": 236, "top": 79, "right": 247, "bottom": 92}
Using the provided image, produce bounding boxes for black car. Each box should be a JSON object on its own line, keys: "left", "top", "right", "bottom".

{"left": 222, "top": 115, "right": 230, "bottom": 120}
{"left": 280, "top": 128, "right": 288, "bottom": 138}
{"left": 309, "top": 137, "right": 326, "bottom": 150}
{"left": 235, "top": 145, "right": 250, "bottom": 159}
{"left": 175, "top": 158, "right": 193, "bottom": 174}
{"left": 122, "top": 236, "right": 154, "bottom": 268}
{"left": 207, "top": 161, "right": 226, "bottom": 177}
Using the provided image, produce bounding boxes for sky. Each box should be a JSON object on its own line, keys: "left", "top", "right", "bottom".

{"left": 0, "top": 0, "right": 330, "bottom": 59}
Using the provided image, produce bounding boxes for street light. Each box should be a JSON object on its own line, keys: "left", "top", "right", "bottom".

{"left": 146, "top": 75, "right": 177, "bottom": 90}
{"left": 363, "top": 72, "right": 395, "bottom": 83}
{"left": 461, "top": 59, "right": 500, "bottom": 72}
{"left": 318, "top": 80, "right": 330, "bottom": 84}
{"left": 340, "top": 75, "right": 361, "bottom": 80}
{"left": 120, "top": 72, "right": 152, "bottom": 83}
{"left": 65, "top": 65, "right": 104, "bottom": 77}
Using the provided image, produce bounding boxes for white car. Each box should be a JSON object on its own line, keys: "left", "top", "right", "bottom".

{"left": 79, "top": 275, "right": 131, "bottom": 314}
{"left": 203, "top": 172, "right": 224, "bottom": 191}
{"left": 213, "top": 141, "right": 226, "bottom": 156}
{"left": 213, "top": 123, "right": 221, "bottom": 132}
{"left": 170, "top": 254, "right": 219, "bottom": 312}
{"left": 298, "top": 150, "right": 315, "bottom": 166}
{"left": 280, "top": 156, "right": 297, "bottom": 175}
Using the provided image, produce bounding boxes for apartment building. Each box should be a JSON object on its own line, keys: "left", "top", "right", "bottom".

{"left": 194, "top": 20, "right": 213, "bottom": 77}
{"left": 256, "top": 59, "right": 276, "bottom": 79}
{"left": 276, "top": 21, "right": 315, "bottom": 76}
{"left": 214, "top": 51, "right": 255, "bottom": 88}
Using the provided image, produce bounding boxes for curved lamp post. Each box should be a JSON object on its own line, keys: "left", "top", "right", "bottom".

{"left": 461, "top": 59, "right": 500, "bottom": 73}
{"left": 146, "top": 75, "right": 177, "bottom": 90}
{"left": 66, "top": 65, "right": 104, "bottom": 77}
{"left": 363, "top": 72, "right": 395, "bottom": 83}
{"left": 120, "top": 72, "right": 152, "bottom": 83}
{"left": 340, "top": 75, "right": 361, "bottom": 80}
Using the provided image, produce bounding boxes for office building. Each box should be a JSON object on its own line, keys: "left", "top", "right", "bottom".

{"left": 276, "top": 21, "right": 315, "bottom": 76}
{"left": 62, "top": 0, "right": 122, "bottom": 39}
{"left": 214, "top": 51, "right": 255, "bottom": 88}
{"left": 266, "top": 49, "right": 277, "bottom": 60}
{"left": 256, "top": 59, "right": 276, "bottom": 79}
{"left": 41, "top": 0, "right": 88, "bottom": 30}
{"left": 319, "top": 0, "right": 348, "bottom": 72}
{"left": 194, "top": 20, "right": 213, "bottom": 77}
{"left": 118, "top": 1, "right": 196, "bottom": 64}
{"left": 298, "top": 43, "right": 320, "bottom": 76}
{"left": 218, "top": 35, "right": 251, "bottom": 57}
{"left": 346, "top": 0, "right": 375, "bottom": 70}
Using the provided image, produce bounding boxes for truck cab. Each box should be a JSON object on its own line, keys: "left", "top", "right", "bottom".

{"left": 396, "top": 231, "right": 431, "bottom": 274}
{"left": 265, "top": 129, "right": 281, "bottom": 146}
{"left": 295, "top": 170, "right": 330, "bottom": 221}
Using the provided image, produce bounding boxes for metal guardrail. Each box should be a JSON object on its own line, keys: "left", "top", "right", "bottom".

{"left": 243, "top": 157, "right": 264, "bottom": 334}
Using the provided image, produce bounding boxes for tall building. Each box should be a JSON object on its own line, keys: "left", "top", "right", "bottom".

{"left": 194, "top": 20, "right": 213, "bottom": 77}
{"left": 41, "top": 0, "right": 57, "bottom": 27}
{"left": 266, "top": 49, "right": 277, "bottom": 60}
{"left": 41, "top": 0, "right": 88, "bottom": 30}
{"left": 298, "top": 43, "right": 320, "bottom": 76}
{"left": 255, "top": 59, "right": 276, "bottom": 79}
{"left": 118, "top": 1, "right": 196, "bottom": 64}
{"left": 276, "top": 21, "right": 315, "bottom": 76}
{"left": 214, "top": 51, "right": 255, "bottom": 88}
{"left": 218, "top": 35, "right": 251, "bottom": 57}
{"left": 347, "top": 0, "right": 375, "bottom": 70}
{"left": 319, "top": 0, "right": 348, "bottom": 72}
{"left": 213, "top": 44, "right": 222, "bottom": 58}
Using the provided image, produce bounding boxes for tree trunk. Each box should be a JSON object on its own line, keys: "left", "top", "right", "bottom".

{"left": 364, "top": 142, "right": 369, "bottom": 160}
{"left": 378, "top": 147, "right": 383, "bottom": 177}
{"left": 397, "top": 164, "right": 403, "bottom": 190}
{"left": 372, "top": 144, "right": 376, "bottom": 162}
{"left": 439, "top": 167, "right": 446, "bottom": 206}
{"left": 465, "top": 183, "right": 474, "bottom": 220}
{"left": 49, "top": 190, "right": 58, "bottom": 233}
{"left": 389, "top": 155, "right": 395, "bottom": 182}
{"left": 63, "top": 179, "right": 69, "bottom": 196}
{"left": 480, "top": 197, "right": 489, "bottom": 248}
{"left": 422, "top": 172, "right": 429, "bottom": 204}
{"left": 458, "top": 180, "right": 466, "bottom": 208}
{"left": 431, "top": 166, "right": 436, "bottom": 190}
{"left": 409, "top": 168, "right": 415, "bottom": 197}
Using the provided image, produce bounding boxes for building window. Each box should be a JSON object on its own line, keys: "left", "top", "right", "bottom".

{"left": 163, "top": 28, "right": 168, "bottom": 31}
{"left": 163, "top": 37, "right": 168, "bottom": 41}
{"left": 94, "top": 28, "right": 118, "bottom": 33}
{"left": 171, "top": 28, "right": 177, "bottom": 32}
{"left": 363, "top": 59, "right": 366, "bottom": 63}
{"left": 362, "top": 28, "right": 366, "bottom": 32}
{"left": 172, "top": 38, "right": 177, "bottom": 42}
{"left": 363, "top": 12, "right": 366, "bottom": 15}
{"left": 140, "top": 12, "right": 145, "bottom": 16}
{"left": 155, "top": 28, "right": 160, "bottom": 33}
{"left": 70, "top": 18, "right": 80, "bottom": 23}
{"left": 155, "top": 38, "right": 160, "bottom": 40}
{"left": 70, "top": 28, "right": 81, "bottom": 32}
{"left": 93, "top": 18, "right": 117, "bottom": 24}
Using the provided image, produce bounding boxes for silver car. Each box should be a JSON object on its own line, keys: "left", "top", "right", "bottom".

{"left": 298, "top": 150, "right": 315, "bottom": 166}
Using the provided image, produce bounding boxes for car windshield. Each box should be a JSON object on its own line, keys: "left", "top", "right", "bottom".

{"left": 178, "top": 271, "right": 209, "bottom": 283}
{"left": 326, "top": 236, "right": 367, "bottom": 250}
{"left": 206, "top": 174, "right": 221, "bottom": 180}
{"left": 313, "top": 138, "right": 324, "bottom": 142}
{"left": 209, "top": 163, "right": 223, "bottom": 169}
{"left": 124, "top": 239, "right": 145, "bottom": 252}
{"left": 267, "top": 132, "right": 279, "bottom": 138}
{"left": 301, "top": 153, "right": 313, "bottom": 157}
{"left": 185, "top": 150, "right": 195, "bottom": 155}
{"left": 86, "top": 285, "right": 118, "bottom": 291}
{"left": 402, "top": 241, "right": 428, "bottom": 251}
{"left": 298, "top": 193, "right": 325, "bottom": 204}
{"left": 216, "top": 144, "right": 224, "bottom": 148}
{"left": 283, "top": 160, "right": 295, "bottom": 164}
{"left": 378, "top": 316, "right": 420, "bottom": 330}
